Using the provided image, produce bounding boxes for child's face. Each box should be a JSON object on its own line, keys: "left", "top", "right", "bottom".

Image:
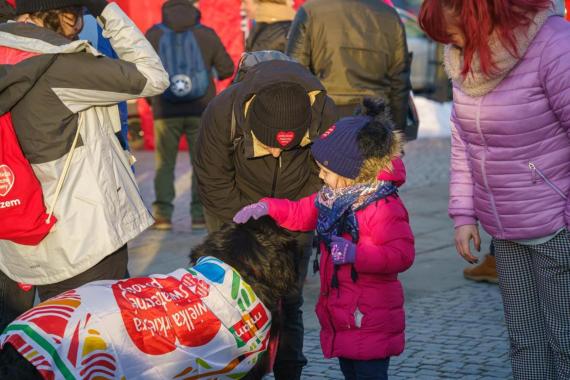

{"left": 317, "top": 162, "right": 353, "bottom": 190}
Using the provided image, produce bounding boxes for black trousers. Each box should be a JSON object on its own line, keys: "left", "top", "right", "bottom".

{"left": 272, "top": 231, "right": 312, "bottom": 380}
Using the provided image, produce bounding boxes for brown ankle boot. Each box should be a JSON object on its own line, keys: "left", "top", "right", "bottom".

{"left": 463, "top": 254, "right": 498, "bottom": 284}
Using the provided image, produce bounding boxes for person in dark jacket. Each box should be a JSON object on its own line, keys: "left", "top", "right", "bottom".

{"left": 194, "top": 58, "right": 336, "bottom": 380}
{"left": 146, "top": 0, "right": 234, "bottom": 230}
{"left": 0, "top": 0, "right": 15, "bottom": 22}
{"left": 244, "top": 0, "right": 295, "bottom": 53}
{"left": 286, "top": 0, "right": 412, "bottom": 131}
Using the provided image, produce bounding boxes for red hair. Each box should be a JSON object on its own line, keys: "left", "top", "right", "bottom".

{"left": 419, "top": 0, "right": 552, "bottom": 76}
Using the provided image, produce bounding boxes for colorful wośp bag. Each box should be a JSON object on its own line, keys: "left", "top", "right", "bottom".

{"left": 0, "top": 113, "right": 56, "bottom": 245}
{"left": 0, "top": 257, "right": 272, "bottom": 379}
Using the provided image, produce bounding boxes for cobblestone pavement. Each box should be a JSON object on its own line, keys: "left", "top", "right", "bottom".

{"left": 131, "top": 137, "right": 513, "bottom": 380}
{"left": 265, "top": 283, "right": 511, "bottom": 380}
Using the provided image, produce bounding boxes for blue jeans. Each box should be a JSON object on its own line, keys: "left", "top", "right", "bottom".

{"left": 339, "top": 357, "right": 390, "bottom": 380}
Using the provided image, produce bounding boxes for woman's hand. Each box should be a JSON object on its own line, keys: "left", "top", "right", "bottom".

{"left": 454, "top": 224, "right": 481, "bottom": 264}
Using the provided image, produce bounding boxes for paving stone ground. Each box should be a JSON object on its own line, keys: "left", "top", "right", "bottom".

{"left": 130, "top": 137, "right": 513, "bottom": 380}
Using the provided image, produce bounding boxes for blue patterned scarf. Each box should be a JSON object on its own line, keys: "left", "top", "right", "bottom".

{"left": 315, "top": 181, "right": 398, "bottom": 249}
{"left": 314, "top": 181, "right": 398, "bottom": 287}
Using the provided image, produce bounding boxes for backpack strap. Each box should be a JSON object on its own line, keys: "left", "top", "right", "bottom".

{"left": 46, "top": 123, "right": 83, "bottom": 224}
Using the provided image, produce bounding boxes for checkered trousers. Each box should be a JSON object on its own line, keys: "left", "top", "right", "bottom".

{"left": 493, "top": 229, "right": 570, "bottom": 380}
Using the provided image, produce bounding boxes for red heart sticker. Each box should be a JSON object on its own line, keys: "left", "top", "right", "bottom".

{"left": 276, "top": 131, "right": 295, "bottom": 147}
{"left": 0, "top": 164, "right": 15, "bottom": 197}
{"left": 112, "top": 275, "right": 221, "bottom": 355}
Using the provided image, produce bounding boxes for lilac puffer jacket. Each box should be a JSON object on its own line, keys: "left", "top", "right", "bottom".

{"left": 450, "top": 16, "right": 570, "bottom": 240}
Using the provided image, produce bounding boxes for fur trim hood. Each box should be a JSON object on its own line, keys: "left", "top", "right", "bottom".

{"left": 354, "top": 131, "right": 405, "bottom": 186}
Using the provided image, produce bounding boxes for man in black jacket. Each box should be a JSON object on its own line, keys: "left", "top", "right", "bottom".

{"left": 194, "top": 58, "right": 336, "bottom": 380}
{"left": 286, "top": 0, "right": 412, "bottom": 131}
{"left": 146, "top": 0, "right": 234, "bottom": 230}
{"left": 244, "top": 0, "right": 295, "bottom": 53}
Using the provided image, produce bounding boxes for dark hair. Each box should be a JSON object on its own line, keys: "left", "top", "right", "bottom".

{"left": 190, "top": 216, "right": 299, "bottom": 313}
{"left": 418, "top": 0, "right": 551, "bottom": 76}
{"left": 355, "top": 97, "right": 395, "bottom": 160}
{"left": 29, "top": 6, "right": 83, "bottom": 35}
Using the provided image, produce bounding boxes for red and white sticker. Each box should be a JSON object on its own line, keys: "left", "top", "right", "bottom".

{"left": 112, "top": 275, "right": 221, "bottom": 355}
{"left": 0, "top": 165, "right": 15, "bottom": 197}
{"left": 276, "top": 131, "right": 295, "bottom": 147}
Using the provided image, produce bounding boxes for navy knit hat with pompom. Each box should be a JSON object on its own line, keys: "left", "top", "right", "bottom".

{"left": 311, "top": 117, "right": 370, "bottom": 179}
{"left": 311, "top": 98, "right": 395, "bottom": 179}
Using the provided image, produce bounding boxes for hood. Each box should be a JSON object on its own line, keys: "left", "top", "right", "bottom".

{"left": 354, "top": 131, "right": 405, "bottom": 187}
{"left": 378, "top": 157, "right": 406, "bottom": 187}
{"left": 233, "top": 60, "right": 329, "bottom": 155}
{"left": 162, "top": 0, "right": 200, "bottom": 32}
{"left": 0, "top": 22, "right": 99, "bottom": 113}
{"left": 444, "top": 7, "right": 557, "bottom": 97}
{"left": 255, "top": 2, "right": 295, "bottom": 23}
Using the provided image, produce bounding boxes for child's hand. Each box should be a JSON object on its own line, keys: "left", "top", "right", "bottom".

{"left": 330, "top": 236, "right": 356, "bottom": 265}
{"left": 233, "top": 202, "right": 269, "bottom": 224}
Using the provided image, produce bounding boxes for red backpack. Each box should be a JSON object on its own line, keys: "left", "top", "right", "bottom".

{"left": 0, "top": 112, "right": 56, "bottom": 245}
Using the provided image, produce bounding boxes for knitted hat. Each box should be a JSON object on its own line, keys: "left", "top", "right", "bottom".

{"left": 311, "top": 116, "right": 372, "bottom": 179}
{"left": 246, "top": 82, "right": 312, "bottom": 149}
{"left": 16, "top": 0, "right": 82, "bottom": 14}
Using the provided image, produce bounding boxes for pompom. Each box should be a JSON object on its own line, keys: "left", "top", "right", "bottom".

{"left": 357, "top": 97, "right": 387, "bottom": 118}
{"left": 356, "top": 97, "right": 396, "bottom": 160}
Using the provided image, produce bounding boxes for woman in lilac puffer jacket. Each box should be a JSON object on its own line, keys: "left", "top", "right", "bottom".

{"left": 419, "top": 0, "right": 570, "bottom": 379}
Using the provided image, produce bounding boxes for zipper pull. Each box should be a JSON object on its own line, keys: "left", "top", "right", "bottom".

{"left": 279, "top": 156, "right": 282, "bottom": 169}
{"left": 529, "top": 162, "right": 537, "bottom": 184}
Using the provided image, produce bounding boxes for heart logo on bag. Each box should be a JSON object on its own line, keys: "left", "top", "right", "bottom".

{"left": 276, "top": 131, "right": 295, "bottom": 147}
{"left": 112, "top": 275, "right": 221, "bottom": 355}
{"left": 0, "top": 165, "right": 15, "bottom": 197}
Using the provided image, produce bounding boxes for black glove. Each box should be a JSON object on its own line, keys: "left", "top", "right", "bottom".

{"left": 81, "top": 0, "right": 108, "bottom": 17}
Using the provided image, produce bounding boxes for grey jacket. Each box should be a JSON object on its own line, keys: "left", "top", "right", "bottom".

{"left": 0, "top": 3, "right": 169, "bottom": 284}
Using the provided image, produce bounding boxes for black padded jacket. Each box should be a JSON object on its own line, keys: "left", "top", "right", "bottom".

{"left": 245, "top": 21, "right": 291, "bottom": 53}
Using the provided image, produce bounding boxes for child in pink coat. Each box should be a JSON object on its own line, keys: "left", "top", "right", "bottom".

{"left": 234, "top": 99, "right": 415, "bottom": 380}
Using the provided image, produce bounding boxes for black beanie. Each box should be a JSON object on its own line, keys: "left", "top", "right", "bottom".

{"left": 16, "top": 0, "right": 83, "bottom": 14}
{"left": 246, "top": 82, "right": 312, "bottom": 149}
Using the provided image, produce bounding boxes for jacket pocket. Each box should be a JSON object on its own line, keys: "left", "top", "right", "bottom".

{"left": 328, "top": 292, "right": 360, "bottom": 331}
{"left": 529, "top": 162, "right": 568, "bottom": 200}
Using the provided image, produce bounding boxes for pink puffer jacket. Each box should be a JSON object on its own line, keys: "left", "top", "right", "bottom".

{"left": 263, "top": 159, "right": 415, "bottom": 360}
{"left": 449, "top": 16, "right": 570, "bottom": 240}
